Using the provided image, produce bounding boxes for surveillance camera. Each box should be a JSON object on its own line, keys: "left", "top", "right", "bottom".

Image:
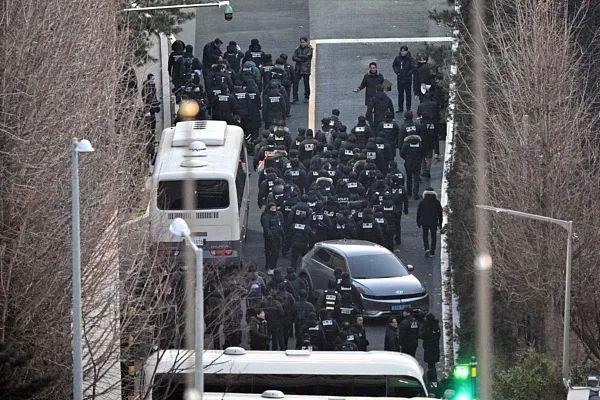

{"left": 223, "top": 4, "right": 233, "bottom": 21}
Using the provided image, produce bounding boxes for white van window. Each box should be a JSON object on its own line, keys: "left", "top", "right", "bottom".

{"left": 157, "top": 180, "right": 229, "bottom": 210}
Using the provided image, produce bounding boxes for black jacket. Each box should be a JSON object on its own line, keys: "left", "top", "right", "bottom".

{"left": 398, "top": 316, "right": 419, "bottom": 349}
{"left": 377, "top": 119, "right": 401, "bottom": 148}
{"left": 416, "top": 190, "right": 443, "bottom": 227}
{"left": 399, "top": 134, "right": 424, "bottom": 170}
{"left": 384, "top": 325, "right": 400, "bottom": 351}
{"left": 202, "top": 41, "right": 222, "bottom": 70}
{"left": 224, "top": 44, "right": 244, "bottom": 73}
{"left": 243, "top": 43, "right": 266, "bottom": 67}
{"left": 420, "top": 318, "right": 441, "bottom": 363}
{"left": 292, "top": 45, "right": 313, "bottom": 75}
{"left": 366, "top": 92, "right": 395, "bottom": 126}
{"left": 261, "top": 210, "right": 285, "bottom": 240}
{"left": 249, "top": 317, "right": 269, "bottom": 350}
{"left": 262, "top": 84, "right": 286, "bottom": 123}
{"left": 350, "top": 324, "right": 369, "bottom": 351}
{"left": 393, "top": 54, "right": 416, "bottom": 83}
{"left": 358, "top": 72, "right": 384, "bottom": 106}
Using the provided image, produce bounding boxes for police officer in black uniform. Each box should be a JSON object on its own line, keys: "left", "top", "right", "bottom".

{"left": 261, "top": 203, "right": 285, "bottom": 273}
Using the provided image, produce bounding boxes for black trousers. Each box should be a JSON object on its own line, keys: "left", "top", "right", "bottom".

{"left": 394, "top": 219, "right": 402, "bottom": 243}
{"left": 401, "top": 344, "right": 418, "bottom": 357}
{"left": 405, "top": 167, "right": 421, "bottom": 196}
{"left": 283, "top": 85, "right": 292, "bottom": 113}
{"left": 397, "top": 79, "right": 412, "bottom": 111}
{"left": 422, "top": 225, "right": 438, "bottom": 252}
{"left": 264, "top": 236, "right": 281, "bottom": 270}
{"left": 271, "top": 330, "right": 287, "bottom": 350}
{"left": 293, "top": 74, "right": 310, "bottom": 100}
{"left": 290, "top": 243, "right": 309, "bottom": 270}
{"left": 426, "top": 361, "right": 438, "bottom": 382}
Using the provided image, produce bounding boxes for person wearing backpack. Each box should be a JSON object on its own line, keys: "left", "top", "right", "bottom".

{"left": 246, "top": 271, "right": 265, "bottom": 315}
{"left": 292, "top": 289, "right": 315, "bottom": 349}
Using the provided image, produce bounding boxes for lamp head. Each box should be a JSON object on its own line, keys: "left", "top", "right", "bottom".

{"left": 223, "top": 4, "right": 233, "bottom": 21}
{"left": 75, "top": 139, "right": 94, "bottom": 153}
{"left": 169, "top": 218, "right": 191, "bottom": 237}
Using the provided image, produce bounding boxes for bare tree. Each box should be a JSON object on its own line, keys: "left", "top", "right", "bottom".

{"left": 455, "top": 0, "right": 600, "bottom": 366}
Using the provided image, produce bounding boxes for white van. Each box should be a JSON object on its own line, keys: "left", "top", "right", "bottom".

{"left": 139, "top": 348, "right": 428, "bottom": 399}
{"left": 150, "top": 120, "right": 249, "bottom": 265}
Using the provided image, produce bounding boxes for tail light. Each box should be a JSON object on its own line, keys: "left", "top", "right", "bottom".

{"left": 209, "top": 248, "right": 233, "bottom": 256}
{"left": 156, "top": 248, "right": 180, "bottom": 257}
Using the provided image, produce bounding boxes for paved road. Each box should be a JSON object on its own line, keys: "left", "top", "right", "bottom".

{"left": 193, "top": 0, "right": 449, "bottom": 354}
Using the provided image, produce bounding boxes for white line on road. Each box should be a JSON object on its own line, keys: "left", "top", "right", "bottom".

{"left": 314, "top": 37, "right": 453, "bottom": 44}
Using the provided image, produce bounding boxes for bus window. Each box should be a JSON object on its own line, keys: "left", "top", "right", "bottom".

{"left": 236, "top": 159, "right": 246, "bottom": 210}
{"left": 353, "top": 375, "right": 386, "bottom": 396}
{"left": 386, "top": 375, "right": 428, "bottom": 397}
{"left": 157, "top": 180, "right": 229, "bottom": 210}
{"left": 153, "top": 373, "right": 186, "bottom": 400}
{"left": 205, "top": 373, "right": 253, "bottom": 393}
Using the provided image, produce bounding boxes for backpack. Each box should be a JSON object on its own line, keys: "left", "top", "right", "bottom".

{"left": 248, "top": 280, "right": 262, "bottom": 299}
{"left": 181, "top": 56, "right": 194, "bottom": 84}
{"left": 240, "top": 67, "right": 256, "bottom": 86}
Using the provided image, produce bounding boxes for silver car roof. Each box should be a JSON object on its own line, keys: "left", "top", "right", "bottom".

{"left": 316, "top": 240, "right": 391, "bottom": 257}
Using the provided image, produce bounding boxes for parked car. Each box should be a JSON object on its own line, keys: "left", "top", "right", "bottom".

{"left": 299, "top": 240, "right": 429, "bottom": 318}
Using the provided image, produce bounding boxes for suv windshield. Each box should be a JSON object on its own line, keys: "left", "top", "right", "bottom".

{"left": 348, "top": 253, "right": 408, "bottom": 279}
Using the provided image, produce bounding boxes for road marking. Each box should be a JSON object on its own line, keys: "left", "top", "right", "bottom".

{"left": 314, "top": 36, "right": 453, "bottom": 44}
{"left": 307, "top": 36, "right": 453, "bottom": 130}
{"left": 308, "top": 39, "right": 317, "bottom": 132}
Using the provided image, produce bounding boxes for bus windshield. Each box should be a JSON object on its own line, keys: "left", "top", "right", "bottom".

{"left": 151, "top": 373, "right": 427, "bottom": 399}
{"left": 157, "top": 180, "right": 229, "bottom": 210}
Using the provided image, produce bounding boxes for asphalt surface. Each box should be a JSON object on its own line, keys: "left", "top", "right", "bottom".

{"left": 193, "top": 0, "right": 449, "bottom": 355}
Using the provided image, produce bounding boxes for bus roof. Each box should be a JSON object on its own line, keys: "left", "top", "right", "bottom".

{"left": 144, "top": 349, "right": 424, "bottom": 379}
{"left": 202, "top": 392, "right": 435, "bottom": 400}
{"left": 155, "top": 121, "right": 244, "bottom": 181}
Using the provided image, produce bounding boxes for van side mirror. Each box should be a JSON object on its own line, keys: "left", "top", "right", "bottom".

{"left": 407, "top": 264, "right": 414, "bottom": 272}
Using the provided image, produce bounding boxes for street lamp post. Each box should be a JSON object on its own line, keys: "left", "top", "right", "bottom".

{"left": 475, "top": 205, "right": 574, "bottom": 379}
{"left": 169, "top": 218, "right": 204, "bottom": 400}
{"left": 122, "top": 1, "right": 230, "bottom": 13}
{"left": 71, "top": 138, "right": 94, "bottom": 400}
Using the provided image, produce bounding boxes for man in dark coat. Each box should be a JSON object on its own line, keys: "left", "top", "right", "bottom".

{"left": 223, "top": 40, "right": 244, "bottom": 73}
{"left": 350, "top": 316, "right": 369, "bottom": 351}
{"left": 249, "top": 309, "right": 269, "bottom": 350}
{"left": 416, "top": 188, "right": 443, "bottom": 257}
{"left": 264, "top": 295, "right": 286, "bottom": 350}
{"left": 202, "top": 38, "right": 223, "bottom": 87}
{"left": 292, "top": 37, "right": 313, "bottom": 103}
{"left": 398, "top": 308, "right": 419, "bottom": 357}
{"left": 399, "top": 134, "right": 424, "bottom": 199}
{"left": 366, "top": 85, "right": 395, "bottom": 128}
{"left": 242, "top": 38, "right": 266, "bottom": 67}
{"left": 420, "top": 313, "right": 441, "bottom": 383}
{"left": 354, "top": 62, "right": 384, "bottom": 106}
{"left": 261, "top": 203, "right": 285, "bottom": 273}
{"left": 384, "top": 317, "right": 400, "bottom": 352}
{"left": 413, "top": 54, "right": 434, "bottom": 102}
{"left": 392, "top": 45, "right": 416, "bottom": 113}
{"left": 262, "top": 81, "right": 286, "bottom": 129}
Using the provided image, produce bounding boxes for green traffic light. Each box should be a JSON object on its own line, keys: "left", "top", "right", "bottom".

{"left": 453, "top": 364, "right": 470, "bottom": 380}
{"left": 454, "top": 393, "right": 473, "bottom": 400}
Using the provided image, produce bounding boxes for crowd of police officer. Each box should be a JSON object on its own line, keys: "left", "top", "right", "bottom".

{"left": 163, "top": 36, "right": 314, "bottom": 146}
{"left": 164, "top": 36, "right": 442, "bottom": 378}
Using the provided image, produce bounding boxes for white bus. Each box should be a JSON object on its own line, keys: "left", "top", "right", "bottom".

{"left": 150, "top": 120, "right": 249, "bottom": 266}
{"left": 139, "top": 348, "right": 429, "bottom": 399}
